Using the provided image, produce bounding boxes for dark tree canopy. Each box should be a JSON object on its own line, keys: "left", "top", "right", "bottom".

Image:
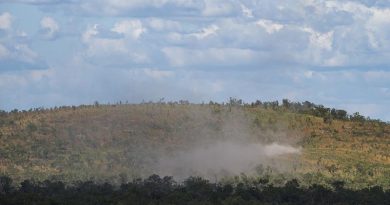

{"left": 0, "top": 175, "right": 389, "bottom": 205}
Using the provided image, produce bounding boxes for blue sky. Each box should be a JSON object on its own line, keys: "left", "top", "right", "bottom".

{"left": 0, "top": 0, "right": 389, "bottom": 121}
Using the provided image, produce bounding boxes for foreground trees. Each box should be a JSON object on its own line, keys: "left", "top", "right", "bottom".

{"left": 0, "top": 175, "right": 389, "bottom": 205}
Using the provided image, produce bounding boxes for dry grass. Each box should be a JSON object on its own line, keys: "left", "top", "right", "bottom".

{"left": 0, "top": 104, "right": 389, "bottom": 188}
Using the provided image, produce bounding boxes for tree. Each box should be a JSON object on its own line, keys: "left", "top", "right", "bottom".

{"left": 350, "top": 112, "right": 365, "bottom": 122}
{"left": 94, "top": 101, "right": 100, "bottom": 107}
{"left": 282, "top": 99, "right": 290, "bottom": 108}
{"left": 331, "top": 109, "right": 348, "bottom": 120}
{"left": 0, "top": 176, "right": 12, "bottom": 194}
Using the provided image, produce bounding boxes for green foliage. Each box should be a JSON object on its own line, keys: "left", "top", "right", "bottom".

{"left": 0, "top": 175, "right": 389, "bottom": 205}
{"left": 0, "top": 99, "right": 388, "bottom": 190}
{"left": 27, "top": 122, "right": 38, "bottom": 133}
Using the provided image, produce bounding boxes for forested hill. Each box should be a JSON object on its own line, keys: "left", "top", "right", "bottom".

{"left": 0, "top": 99, "right": 389, "bottom": 189}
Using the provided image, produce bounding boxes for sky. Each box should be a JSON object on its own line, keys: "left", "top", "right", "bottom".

{"left": 0, "top": 0, "right": 389, "bottom": 121}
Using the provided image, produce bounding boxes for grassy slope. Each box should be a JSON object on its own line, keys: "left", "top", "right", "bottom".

{"left": 0, "top": 104, "right": 389, "bottom": 188}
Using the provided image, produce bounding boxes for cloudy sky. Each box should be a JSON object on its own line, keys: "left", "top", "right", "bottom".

{"left": 0, "top": 0, "right": 389, "bottom": 121}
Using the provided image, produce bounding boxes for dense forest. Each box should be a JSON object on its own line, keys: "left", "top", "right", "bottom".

{"left": 1, "top": 174, "right": 389, "bottom": 205}
{"left": 0, "top": 99, "right": 389, "bottom": 203}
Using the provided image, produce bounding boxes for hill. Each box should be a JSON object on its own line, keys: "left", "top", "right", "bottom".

{"left": 0, "top": 100, "right": 389, "bottom": 189}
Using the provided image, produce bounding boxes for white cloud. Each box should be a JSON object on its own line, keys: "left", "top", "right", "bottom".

{"left": 14, "top": 44, "right": 39, "bottom": 63}
{"left": 40, "top": 16, "right": 59, "bottom": 39}
{"left": 147, "top": 18, "right": 181, "bottom": 31}
{"left": 162, "top": 47, "right": 257, "bottom": 67}
{"left": 78, "top": 0, "right": 200, "bottom": 16}
{"left": 2, "top": 0, "right": 390, "bottom": 121}
{"left": 81, "top": 24, "right": 149, "bottom": 66}
{"left": 0, "top": 44, "right": 10, "bottom": 59}
{"left": 2, "top": 0, "right": 64, "bottom": 3}
{"left": 325, "top": 1, "right": 390, "bottom": 51}
{"left": 302, "top": 27, "right": 334, "bottom": 51}
{"left": 82, "top": 37, "right": 149, "bottom": 66}
{"left": 362, "top": 70, "right": 390, "bottom": 83}
{"left": 323, "top": 52, "right": 348, "bottom": 66}
{"left": 111, "top": 20, "right": 146, "bottom": 39}
{"left": 0, "top": 12, "right": 12, "bottom": 30}
{"left": 366, "top": 8, "right": 390, "bottom": 50}
{"left": 303, "top": 70, "right": 313, "bottom": 78}
{"left": 202, "top": 0, "right": 234, "bottom": 16}
{"left": 30, "top": 68, "right": 54, "bottom": 81}
{"left": 325, "top": 1, "right": 371, "bottom": 15}
{"left": 191, "top": 25, "right": 219, "bottom": 39}
{"left": 0, "top": 11, "right": 46, "bottom": 71}
{"left": 256, "top": 19, "right": 284, "bottom": 34}
{"left": 82, "top": 24, "right": 99, "bottom": 42}
{"left": 84, "top": 38, "right": 127, "bottom": 56}
{"left": 16, "top": 30, "right": 28, "bottom": 37}
{"left": 241, "top": 4, "right": 253, "bottom": 18}
{"left": 143, "top": 68, "right": 174, "bottom": 79}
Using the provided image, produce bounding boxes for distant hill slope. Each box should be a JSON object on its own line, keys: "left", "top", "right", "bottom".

{"left": 0, "top": 101, "right": 389, "bottom": 189}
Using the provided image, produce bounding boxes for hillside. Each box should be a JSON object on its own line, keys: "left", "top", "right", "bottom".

{"left": 0, "top": 101, "right": 389, "bottom": 189}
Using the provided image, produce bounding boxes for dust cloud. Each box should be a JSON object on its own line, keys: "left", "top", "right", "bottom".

{"left": 155, "top": 141, "right": 301, "bottom": 179}
{"left": 125, "top": 106, "right": 302, "bottom": 180}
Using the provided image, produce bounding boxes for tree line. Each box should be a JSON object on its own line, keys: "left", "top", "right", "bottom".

{"left": 228, "top": 98, "right": 380, "bottom": 123}
{"left": 0, "top": 98, "right": 386, "bottom": 124}
{"left": 1, "top": 175, "right": 389, "bottom": 205}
